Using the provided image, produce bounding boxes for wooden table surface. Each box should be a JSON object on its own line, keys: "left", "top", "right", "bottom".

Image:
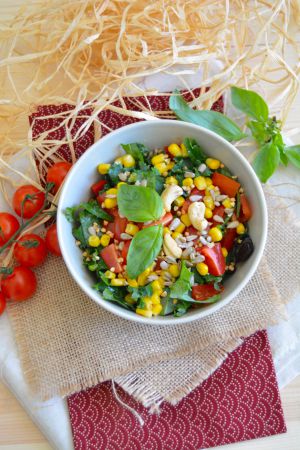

{"left": 1, "top": 1, "right": 300, "bottom": 449}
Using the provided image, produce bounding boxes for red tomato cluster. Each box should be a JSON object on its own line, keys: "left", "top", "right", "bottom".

{"left": 0, "top": 162, "right": 71, "bottom": 315}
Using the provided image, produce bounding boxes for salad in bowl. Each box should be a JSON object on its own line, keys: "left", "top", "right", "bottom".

{"left": 65, "top": 137, "right": 254, "bottom": 319}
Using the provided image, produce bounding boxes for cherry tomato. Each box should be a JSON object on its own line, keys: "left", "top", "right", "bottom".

{"left": 211, "top": 205, "right": 225, "bottom": 227}
{"left": 239, "top": 194, "right": 252, "bottom": 222}
{"left": 212, "top": 173, "right": 240, "bottom": 198}
{"left": 0, "top": 213, "right": 20, "bottom": 246}
{"left": 221, "top": 228, "right": 237, "bottom": 252}
{"left": 14, "top": 233, "right": 47, "bottom": 267}
{"left": 100, "top": 244, "right": 122, "bottom": 273}
{"left": 13, "top": 185, "right": 45, "bottom": 219}
{"left": 121, "top": 240, "right": 131, "bottom": 263}
{"left": 192, "top": 284, "right": 224, "bottom": 301}
{"left": 47, "top": 162, "right": 72, "bottom": 193}
{"left": 200, "top": 243, "right": 226, "bottom": 276}
{"left": 91, "top": 180, "right": 107, "bottom": 196}
{"left": 45, "top": 223, "right": 61, "bottom": 256}
{"left": 0, "top": 292, "right": 6, "bottom": 315}
{"left": 1, "top": 266, "right": 37, "bottom": 302}
{"left": 114, "top": 216, "right": 128, "bottom": 240}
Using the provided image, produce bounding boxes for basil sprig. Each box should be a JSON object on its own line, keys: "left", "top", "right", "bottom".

{"left": 126, "top": 225, "right": 163, "bottom": 279}
{"left": 117, "top": 184, "right": 163, "bottom": 222}
{"left": 169, "top": 87, "right": 300, "bottom": 183}
{"left": 170, "top": 91, "right": 245, "bottom": 142}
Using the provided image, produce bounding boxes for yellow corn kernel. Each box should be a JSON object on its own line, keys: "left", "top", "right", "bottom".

{"left": 236, "top": 223, "right": 246, "bottom": 235}
{"left": 151, "top": 153, "right": 165, "bottom": 165}
{"left": 125, "top": 223, "right": 139, "bottom": 236}
{"left": 205, "top": 186, "right": 216, "bottom": 196}
{"left": 163, "top": 227, "right": 171, "bottom": 236}
{"left": 209, "top": 227, "right": 223, "bottom": 242}
{"left": 151, "top": 293, "right": 161, "bottom": 305}
{"left": 168, "top": 143, "right": 182, "bottom": 157}
{"left": 194, "top": 176, "right": 207, "bottom": 191}
{"left": 196, "top": 262, "right": 209, "bottom": 276}
{"left": 203, "top": 196, "right": 214, "bottom": 210}
{"left": 174, "top": 196, "right": 185, "bottom": 207}
{"left": 221, "top": 247, "right": 228, "bottom": 258}
{"left": 114, "top": 156, "right": 123, "bottom": 165}
{"left": 175, "top": 223, "right": 185, "bottom": 234}
{"left": 137, "top": 267, "right": 151, "bottom": 286}
{"left": 122, "top": 154, "right": 136, "bottom": 168}
{"left": 105, "top": 270, "right": 116, "bottom": 279}
{"left": 165, "top": 176, "right": 178, "bottom": 185}
{"left": 136, "top": 308, "right": 152, "bottom": 318}
{"left": 205, "top": 177, "right": 213, "bottom": 186}
{"left": 100, "top": 234, "right": 111, "bottom": 247}
{"left": 127, "top": 278, "right": 138, "bottom": 288}
{"left": 88, "top": 235, "right": 101, "bottom": 247}
{"left": 155, "top": 162, "right": 168, "bottom": 174}
{"left": 111, "top": 278, "right": 126, "bottom": 286}
{"left": 206, "top": 158, "right": 221, "bottom": 170}
{"left": 157, "top": 277, "right": 165, "bottom": 288}
{"left": 205, "top": 207, "right": 213, "bottom": 219}
{"left": 221, "top": 199, "right": 231, "bottom": 209}
{"left": 152, "top": 304, "right": 163, "bottom": 316}
{"left": 117, "top": 181, "right": 126, "bottom": 188}
{"left": 165, "top": 162, "right": 175, "bottom": 171}
{"left": 181, "top": 213, "right": 191, "bottom": 227}
{"left": 143, "top": 296, "right": 153, "bottom": 310}
{"left": 172, "top": 231, "right": 181, "bottom": 239}
{"left": 97, "top": 163, "right": 111, "bottom": 175}
{"left": 125, "top": 294, "right": 136, "bottom": 305}
{"left": 104, "top": 198, "right": 117, "bottom": 209}
{"left": 180, "top": 143, "right": 188, "bottom": 157}
{"left": 169, "top": 264, "right": 180, "bottom": 278}
{"left": 106, "top": 188, "right": 117, "bottom": 195}
{"left": 182, "top": 177, "right": 193, "bottom": 187}
{"left": 151, "top": 280, "right": 163, "bottom": 295}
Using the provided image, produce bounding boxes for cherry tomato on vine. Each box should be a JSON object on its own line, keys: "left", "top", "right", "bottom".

{"left": 46, "top": 162, "right": 72, "bottom": 193}
{"left": 0, "top": 292, "right": 6, "bottom": 315}
{"left": 14, "top": 233, "right": 47, "bottom": 267}
{"left": 0, "top": 213, "right": 20, "bottom": 246}
{"left": 45, "top": 223, "right": 61, "bottom": 256}
{"left": 13, "top": 185, "right": 45, "bottom": 219}
{"left": 1, "top": 266, "right": 37, "bottom": 302}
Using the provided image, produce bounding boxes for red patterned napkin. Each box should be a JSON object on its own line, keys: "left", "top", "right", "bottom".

{"left": 68, "top": 331, "right": 286, "bottom": 450}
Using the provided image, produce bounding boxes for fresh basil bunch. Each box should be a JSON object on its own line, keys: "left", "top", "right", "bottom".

{"left": 170, "top": 87, "right": 300, "bottom": 182}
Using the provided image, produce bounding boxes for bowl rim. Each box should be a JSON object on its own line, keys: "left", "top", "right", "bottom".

{"left": 57, "top": 119, "right": 268, "bottom": 325}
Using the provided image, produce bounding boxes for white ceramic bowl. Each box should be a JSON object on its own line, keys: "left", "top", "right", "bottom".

{"left": 57, "top": 120, "right": 267, "bottom": 325}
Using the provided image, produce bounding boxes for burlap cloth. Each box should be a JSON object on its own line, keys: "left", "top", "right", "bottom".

{"left": 6, "top": 188, "right": 300, "bottom": 406}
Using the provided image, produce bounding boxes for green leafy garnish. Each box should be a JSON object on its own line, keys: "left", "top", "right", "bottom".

{"left": 107, "top": 163, "right": 126, "bottom": 185}
{"left": 83, "top": 199, "right": 113, "bottom": 221}
{"left": 170, "top": 92, "right": 245, "bottom": 142}
{"left": 121, "top": 143, "right": 150, "bottom": 163}
{"left": 117, "top": 184, "right": 163, "bottom": 222}
{"left": 252, "top": 142, "right": 280, "bottom": 183}
{"left": 126, "top": 225, "right": 163, "bottom": 278}
{"left": 101, "top": 286, "right": 135, "bottom": 311}
{"left": 284, "top": 145, "right": 300, "bottom": 169}
{"left": 170, "top": 261, "right": 193, "bottom": 301}
{"left": 183, "top": 137, "right": 207, "bottom": 164}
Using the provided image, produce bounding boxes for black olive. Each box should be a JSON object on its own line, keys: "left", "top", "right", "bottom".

{"left": 234, "top": 235, "right": 254, "bottom": 263}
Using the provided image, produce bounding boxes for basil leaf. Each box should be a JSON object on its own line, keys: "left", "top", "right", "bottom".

{"left": 121, "top": 143, "right": 149, "bottom": 163}
{"left": 170, "top": 261, "right": 192, "bottom": 299}
{"left": 284, "top": 145, "right": 300, "bottom": 169}
{"left": 102, "top": 287, "right": 135, "bottom": 311}
{"left": 170, "top": 93, "right": 245, "bottom": 142}
{"left": 83, "top": 200, "right": 113, "bottom": 221}
{"left": 183, "top": 137, "right": 207, "bottom": 164}
{"left": 117, "top": 184, "right": 163, "bottom": 222}
{"left": 126, "top": 225, "right": 163, "bottom": 278}
{"left": 252, "top": 142, "right": 280, "bottom": 182}
{"left": 231, "top": 86, "right": 269, "bottom": 122}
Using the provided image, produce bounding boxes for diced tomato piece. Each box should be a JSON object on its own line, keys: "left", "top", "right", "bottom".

{"left": 186, "top": 226, "right": 198, "bottom": 235}
{"left": 100, "top": 244, "right": 122, "bottom": 273}
{"left": 114, "top": 215, "right": 128, "bottom": 240}
{"left": 155, "top": 257, "right": 164, "bottom": 270}
{"left": 212, "top": 172, "right": 240, "bottom": 198}
{"left": 91, "top": 180, "right": 107, "bottom": 196}
{"left": 192, "top": 284, "right": 224, "bottom": 301}
{"left": 181, "top": 199, "right": 192, "bottom": 214}
{"left": 121, "top": 240, "right": 131, "bottom": 263}
{"left": 239, "top": 194, "right": 252, "bottom": 222}
{"left": 106, "top": 221, "right": 115, "bottom": 235}
{"left": 108, "top": 207, "right": 119, "bottom": 217}
{"left": 200, "top": 243, "right": 226, "bottom": 276}
{"left": 211, "top": 205, "right": 225, "bottom": 227}
{"left": 190, "top": 187, "right": 202, "bottom": 196}
{"left": 97, "top": 193, "right": 106, "bottom": 205}
{"left": 221, "top": 228, "right": 237, "bottom": 252}
{"left": 143, "top": 212, "right": 173, "bottom": 228}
